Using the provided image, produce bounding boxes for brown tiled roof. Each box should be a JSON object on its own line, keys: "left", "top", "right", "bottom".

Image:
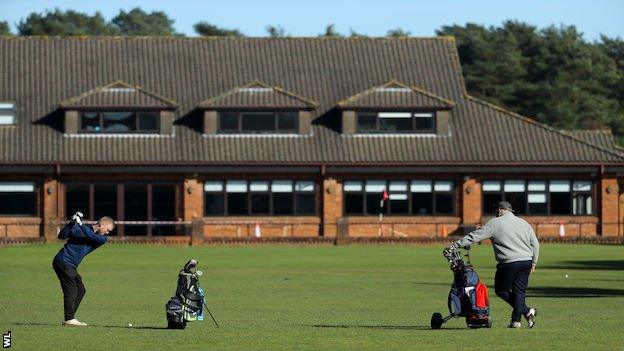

{"left": 563, "top": 130, "right": 621, "bottom": 153}
{"left": 198, "top": 81, "right": 317, "bottom": 109}
{"left": 337, "top": 80, "right": 454, "bottom": 109}
{"left": 59, "top": 80, "right": 178, "bottom": 109}
{"left": 0, "top": 36, "right": 622, "bottom": 165}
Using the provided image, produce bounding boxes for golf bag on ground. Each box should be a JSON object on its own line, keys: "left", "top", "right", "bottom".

{"left": 166, "top": 259, "right": 205, "bottom": 329}
{"left": 431, "top": 247, "right": 492, "bottom": 329}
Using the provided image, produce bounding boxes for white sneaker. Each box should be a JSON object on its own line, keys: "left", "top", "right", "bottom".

{"left": 508, "top": 321, "right": 521, "bottom": 328}
{"left": 525, "top": 308, "right": 537, "bottom": 328}
{"left": 63, "top": 318, "right": 87, "bottom": 327}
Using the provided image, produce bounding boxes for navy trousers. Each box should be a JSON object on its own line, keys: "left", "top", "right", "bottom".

{"left": 495, "top": 260, "right": 532, "bottom": 322}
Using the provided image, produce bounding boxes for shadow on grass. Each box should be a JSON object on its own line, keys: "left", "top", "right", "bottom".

{"left": 12, "top": 322, "right": 168, "bottom": 330}
{"left": 544, "top": 260, "right": 624, "bottom": 271}
{"left": 527, "top": 286, "right": 624, "bottom": 298}
{"left": 306, "top": 324, "right": 465, "bottom": 331}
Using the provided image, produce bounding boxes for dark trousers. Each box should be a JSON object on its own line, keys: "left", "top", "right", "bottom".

{"left": 495, "top": 260, "right": 532, "bottom": 322}
{"left": 52, "top": 260, "right": 86, "bottom": 321}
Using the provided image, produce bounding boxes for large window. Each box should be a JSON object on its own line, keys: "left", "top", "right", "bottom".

{"left": 0, "top": 102, "right": 16, "bottom": 125}
{"left": 357, "top": 111, "right": 435, "bottom": 133}
{"left": 204, "top": 180, "right": 316, "bottom": 215}
{"left": 65, "top": 182, "right": 179, "bottom": 235}
{"left": 80, "top": 111, "right": 160, "bottom": 133}
{"left": 218, "top": 111, "right": 298, "bottom": 133}
{"left": 344, "top": 180, "right": 455, "bottom": 215}
{"left": 482, "top": 180, "right": 594, "bottom": 215}
{"left": 0, "top": 182, "right": 37, "bottom": 216}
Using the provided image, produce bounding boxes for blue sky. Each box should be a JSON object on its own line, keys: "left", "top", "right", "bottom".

{"left": 1, "top": 0, "right": 622, "bottom": 40}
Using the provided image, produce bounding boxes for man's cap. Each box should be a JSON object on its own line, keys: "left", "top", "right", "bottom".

{"left": 496, "top": 201, "right": 513, "bottom": 211}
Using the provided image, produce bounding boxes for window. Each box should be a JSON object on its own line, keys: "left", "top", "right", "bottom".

{"left": 482, "top": 180, "right": 593, "bottom": 215}
{"left": 218, "top": 111, "right": 298, "bottom": 133}
{"left": 0, "top": 182, "right": 37, "bottom": 216}
{"left": 80, "top": 111, "right": 160, "bottom": 133}
{"left": 203, "top": 180, "right": 316, "bottom": 215}
{"left": 356, "top": 111, "right": 435, "bottom": 133}
{"left": 344, "top": 180, "right": 455, "bottom": 215}
{"left": 0, "top": 102, "right": 16, "bottom": 125}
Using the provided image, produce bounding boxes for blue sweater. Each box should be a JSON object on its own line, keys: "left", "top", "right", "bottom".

{"left": 53, "top": 223, "right": 107, "bottom": 268}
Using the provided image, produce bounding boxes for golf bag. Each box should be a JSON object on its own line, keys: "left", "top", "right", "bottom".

{"left": 431, "top": 247, "right": 492, "bottom": 329}
{"left": 166, "top": 259, "right": 205, "bottom": 329}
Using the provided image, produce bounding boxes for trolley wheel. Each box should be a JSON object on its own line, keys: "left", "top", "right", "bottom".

{"left": 486, "top": 317, "right": 493, "bottom": 328}
{"left": 431, "top": 312, "right": 443, "bottom": 329}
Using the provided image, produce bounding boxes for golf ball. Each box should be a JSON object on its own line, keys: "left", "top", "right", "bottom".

{"left": 128, "top": 323, "right": 133, "bottom": 327}
{"left": 565, "top": 274, "right": 569, "bottom": 278}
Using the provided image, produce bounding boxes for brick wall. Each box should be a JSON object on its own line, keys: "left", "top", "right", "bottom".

{"left": 322, "top": 178, "right": 343, "bottom": 237}
{"left": 202, "top": 216, "right": 321, "bottom": 237}
{"left": 345, "top": 216, "right": 461, "bottom": 237}
{"left": 600, "top": 177, "right": 619, "bottom": 236}
{"left": 183, "top": 178, "right": 203, "bottom": 221}
{"left": 462, "top": 177, "right": 481, "bottom": 227}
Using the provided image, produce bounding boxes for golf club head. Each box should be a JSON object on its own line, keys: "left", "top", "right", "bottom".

{"left": 196, "top": 270, "right": 203, "bottom": 277}
{"left": 183, "top": 259, "right": 198, "bottom": 272}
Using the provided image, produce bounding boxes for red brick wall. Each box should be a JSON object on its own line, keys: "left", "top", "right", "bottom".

{"left": 462, "top": 177, "right": 481, "bottom": 226}
{"left": 322, "top": 178, "right": 343, "bottom": 237}
{"left": 202, "top": 216, "right": 321, "bottom": 237}
{"left": 183, "top": 178, "right": 203, "bottom": 221}
{"left": 0, "top": 218, "right": 41, "bottom": 237}
{"left": 345, "top": 216, "right": 461, "bottom": 237}
{"left": 601, "top": 177, "right": 619, "bottom": 236}
{"left": 42, "top": 177, "right": 60, "bottom": 241}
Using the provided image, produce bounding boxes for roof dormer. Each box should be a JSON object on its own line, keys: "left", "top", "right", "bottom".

{"left": 198, "top": 81, "right": 317, "bottom": 135}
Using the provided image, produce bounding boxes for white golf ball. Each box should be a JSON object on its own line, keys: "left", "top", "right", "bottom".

{"left": 565, "top": 274, "right": 569, "bottom": 278}
{"left": 128, "top": 323, "right": 133, "bottom": 327}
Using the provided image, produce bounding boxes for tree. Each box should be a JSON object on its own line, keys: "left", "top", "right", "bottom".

{"left": 319, "top": 24, "right": 343, "bottom": 38}
{"left": 386, "top": 28, "right": 411, "bottom": 37}
{"left": 111, "top": 8, "right": 178, "bottom": 36}
{"left": 193, "top": 21, "right": 244, "bottom": 37}
{"left": 349, "top": 28, "right": 367, "bottom": 38}
{"left": 0, "top": 21, "right": 11, "bottom": 35}
{"left": 266, "top": 25, "right": 288, "bottom": 38}
{"left": 17, "top": 8, "right": 117, "bottom": 35}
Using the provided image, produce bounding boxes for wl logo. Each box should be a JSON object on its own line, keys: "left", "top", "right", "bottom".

{"left": 2, "top": 331, "right": 10, "bottom": 348}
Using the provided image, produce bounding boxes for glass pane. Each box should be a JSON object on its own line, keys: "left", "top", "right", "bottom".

{"left": 389, "top": 181, "right": 408, "bottom": 192}
{"left": 504, "top": 180, "right": 525, "bottom": 192}
{"left": 295, "top": 181, "right": 314, "bottom": 192}
{"left": 414, "top": 113, "right": 434, "bottom": 131}
{"left": 250, "top": 193, "right": 270, "bottom": 214}
{"left": 482, "top": 181, "right": 501, "bottom": 192}
{"left": 505, "top": 192, "right": 527, "bottom": 214}
{"left": 357, "top": 113, "right": 376, "bottom": 132}
{"left": 227, "top": 193, "right": 247, "bottom": 215}
{"left": 483, "top": 193, "right": 503, "bottom": 214}
{"left": 102, "top": 112, "right": 134, "bottom": 132}
{"left": 389, "top": 194, "right": 409, "bottom": 214}
{"left": 549, "top": 180, "right": 570, "bottom": 192}
{"left": 411, "top": 180, "right": 432, "bottom": 193}
{"left": 81, "top": 112, "right": 100, "bottom": 131}
{"left": 366, "top": 193, "right": 386, "bottom": 215}
{"left": 412, "top": 193, "right": 433, "bottom": 215}
{"left": 0, "top": 193, "right": 36, "bottom": 215}
{"left": 124, "top": 184, "right": 148, "bottom": 235}
{"left": 434, "top": 181, "right": 453, "bottom": 192}
{"left": 344, "top": 181, "right": 362, "bottom": 192}
{"left": 226, "top": 181, "right": 247, "bottom": 193}
{"left": 435, "top": 193, "right": 454, "bottom": 214}
{"left": 151, "top": 185, "right": 175, "bottom": 221}
{"left": 528, "top": 193, "right": 546, "bottom": 203}
{"left": 573, "top": 194, "right": 593, "bottom": 215}
{"left": 277, "top": 111, "right": 297, "bottom": 131}
{"left": 219, "top": 112, "right": 238, "bottom": 131}
{"left": 551, "top": 193, "right": 572, "bottom": 214}
{"left": 345, "top": 193, "right": 363, "bottom": 214}
{"left": 573, "top": 181, "right": 592, "bottom": 192}
{"left": 66, "top": 184, "right": 89, "bottom": 219}
{"left": 272, "top": 181, "right": 293, "bottom": 193}
{"left": 93, "top": 185, "right": 117, "bottom": 221}
{"left": 296, "top": 193, "right": 316, "bottom": 215}
{"left": 205, "top": 193, "right": 225, "bottom": 215}
{"left": 528, "top": 201, "right": 547, "bottom": 214}
{"left": 528, "top": 181, "right": 546, "bottom": 191}
{"left": 379, "top": 117, "right": 411, "bottom": 132}
{"left": 138, "top": 112, "right": 159, "bottom": 132}
{"left": 204, "top": 181, "right": 223, "bottom": 192}
{"left": 241, "top": 112, "right": 275, "bottom": 132}
{"left": 273, "top": 193, "right": 294, "bottom": 214}
{"left": 365, "top": 180, "right": 386, "bottom": 193}
{"left": 250, "top": 181, "right": 269, "bottom": 192}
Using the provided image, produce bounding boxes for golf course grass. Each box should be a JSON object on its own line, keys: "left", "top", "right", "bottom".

{"left": 0, "top": 243, "right": 622, "bottom": 350}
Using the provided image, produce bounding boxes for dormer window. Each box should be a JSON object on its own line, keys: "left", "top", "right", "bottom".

{"left": 357, "top": 111, "right": 435, "bottom": 133}
{"left": 80, "top": 111, "right": 160, "bottom": 133}
{"left": 218, "top": 111, "right": 298, "bottom": 134}
{"left": 0, "top": 102, "right": 16, "bottom": 125}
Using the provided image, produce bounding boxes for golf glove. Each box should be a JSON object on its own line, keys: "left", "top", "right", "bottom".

{"left": 71, "top": 211, "right": 84, "bottom": 225}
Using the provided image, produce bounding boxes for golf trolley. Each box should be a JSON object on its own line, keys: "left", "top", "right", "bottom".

{"left": 431, "top": 246, "right": 492, "bottom": 329}
{"left": 165, "top": 259, "right": 219, "bottom": 329}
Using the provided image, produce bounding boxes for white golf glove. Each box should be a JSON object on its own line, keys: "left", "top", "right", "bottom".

{"left": 71, "top": 211, "right": 84, "bottom": 225}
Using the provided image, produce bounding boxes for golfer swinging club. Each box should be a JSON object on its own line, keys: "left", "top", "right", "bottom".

{"left": 445, "top": 201, "right": 539, "bottom": 328}
{"left": 52, "top": 212, "right": 114, "bottom": 326}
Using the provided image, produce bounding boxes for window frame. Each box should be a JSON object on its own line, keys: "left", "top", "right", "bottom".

{"left": 203, "top": 180, "right": 317, "bottom": 216}
{"left": 217, "top": 110, "right": 299, "bottom": 134}
{"left": 0, "top": 102, "right": 16, "bottom": 125}
{"left": 343, "top": 179, "right": 456, "bottom": 216}
{"left": 481, "top": 179, "right": 595, "bottom": 216}
{"left": 78, "top": 110, "right": 161, "bottom": 134}
{"left": 356, "top": 110, "right": 436, "bottom": 134}
{"left": 0, "top": 181, "right": 39, "bottom": 217}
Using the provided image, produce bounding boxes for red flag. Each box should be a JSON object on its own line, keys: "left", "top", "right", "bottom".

{"left": 380, "top": 189, "right": 389, "bottom": 208}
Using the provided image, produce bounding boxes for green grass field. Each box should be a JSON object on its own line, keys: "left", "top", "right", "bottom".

{"left": 0, "top": 243, "right": 623, "bottom": 350}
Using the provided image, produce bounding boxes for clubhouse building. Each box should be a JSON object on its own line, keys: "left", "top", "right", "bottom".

{"left": 0, "top": 37, "right": 623, "bottom": 241}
